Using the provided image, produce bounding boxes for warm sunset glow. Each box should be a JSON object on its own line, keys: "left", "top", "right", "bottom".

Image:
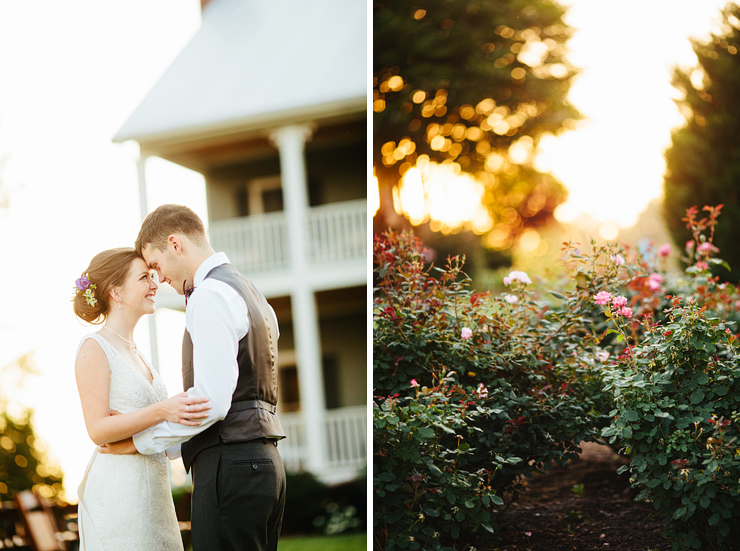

{"left": 537, "top": 0, "right": 727, "bottom": 229}
{"left": 395, "top": 159, "right": 492, "bottom": 234}
{"left": 371, "top": 173, "right": 380, "bottom": 216}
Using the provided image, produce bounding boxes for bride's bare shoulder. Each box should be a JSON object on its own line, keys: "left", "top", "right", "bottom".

{"left": 76, "top": 335, "right": 109, "bottom": 372}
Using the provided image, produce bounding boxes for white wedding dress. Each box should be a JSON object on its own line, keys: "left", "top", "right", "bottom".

{"left": 76, "top": 333, "right": 183, "bottom": 551}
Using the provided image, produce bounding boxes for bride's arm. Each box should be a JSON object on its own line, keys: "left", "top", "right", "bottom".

{"left": 75, "top": 339, "right": 210, "bottom": 446}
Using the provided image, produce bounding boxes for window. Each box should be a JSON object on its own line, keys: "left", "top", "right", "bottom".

{"left": 247, "top": 176, "right": 283, "bottom": 214}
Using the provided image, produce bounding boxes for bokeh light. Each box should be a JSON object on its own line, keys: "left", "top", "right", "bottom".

{"left": 394, "top": 159, "right": 492, "bottom": 234}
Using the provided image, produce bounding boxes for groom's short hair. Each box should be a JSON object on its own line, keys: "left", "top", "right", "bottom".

{"left": 135, "top": 204, "right": 207, "bottom": 254}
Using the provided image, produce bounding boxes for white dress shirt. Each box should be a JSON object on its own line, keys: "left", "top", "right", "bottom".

{"left": 133, "top": 252, "right": 277, "bottom": 457}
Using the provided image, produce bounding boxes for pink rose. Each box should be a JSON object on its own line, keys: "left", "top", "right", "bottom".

{"left": 658, "top": 244, "right": 671, "bottom": 257}
{"left": 503, "top": 294, "right": 518, "bottom": 304}
{"left": 611, "top": 296, "right": 628, "bottom": 309}
{"left": 647, "top": 273, "right": 663, "bottom": 290}
{"left": 612, "top": 254, "right": 625, "bottom": 266}
{"left": 461, "top": 327, "right": 473, "bottom": 340}
{"left": 476, "top": 383, "right": 488, "bottom": 399}
{"left": 593, "top": 291, "right": 612, "bottom": 305}
{"left": 504, "top": 271, "right": 532, "bottom": 285}
{"left": 696, "top": 261, "right": 708, "bottom": 270}
{"left": 686, "top": 240, "right": 695, "bottom": 250}
{"left": 410, "top": 379, "right": 419, "bottom": 387}
{"left": 619, "top": 307, "right": 633, "bottom": 318}
{"left": 698, "top": 242, "right": 713, "bottom": 253}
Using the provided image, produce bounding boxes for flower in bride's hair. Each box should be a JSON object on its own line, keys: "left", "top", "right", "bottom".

{"left": 75, "top": 276, "right": 92, "bottom": 291}
{"left": 74, "top": 276, "right": 98, "bottom": 307}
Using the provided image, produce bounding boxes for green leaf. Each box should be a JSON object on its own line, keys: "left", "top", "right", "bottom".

{"left": 481, "top": 523, "right": 495, "bottom": 533}
{"left": 635, "top": 489, "right": 650, "bottom": 501}
{"left": 418, "top": 426, "right": 435, "bottom": 438}
{"left": 674, "top": 506, "right": 687, "bottom": 519}
{"left": 434, "top": 423, "right": 456, "bottom": 435}
{"left": 491, "top": 494, "right": 504, "bottom": 505}
{"left": 690, "top": 389, "right": 705, "bottom": 404}
{"left": 548, "top": 290, "right": 566, "bottom": 300}
{"left": 427, "top": 463, "right": 443, "bottom": 477}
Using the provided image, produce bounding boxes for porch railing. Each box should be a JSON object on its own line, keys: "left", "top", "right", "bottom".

{"left": 209, "top": 211, "right": 289, "bottom": 273}
{"left": 306, "top": 199, "right": 366, "bottom": 264}
{"left": 208, "top": 199, "right": 366, "bottom": 275}
{"left": 279, "top": 405, "right": 367, "bottom": 480}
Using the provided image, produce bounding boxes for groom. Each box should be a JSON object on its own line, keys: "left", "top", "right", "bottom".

{"left": 132, "top": 204, "right": 286, "bottom": 551}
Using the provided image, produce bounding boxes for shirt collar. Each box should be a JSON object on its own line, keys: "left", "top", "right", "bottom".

{"left": 193, "top": 252, "right": 230, "bottom": 287}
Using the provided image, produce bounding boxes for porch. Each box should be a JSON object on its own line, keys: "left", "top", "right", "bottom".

{"left": 208, "top": 198, "right": 367, "bottom": 277}
{"left": 279, "top": 405, "right": 367, "bottom": 484}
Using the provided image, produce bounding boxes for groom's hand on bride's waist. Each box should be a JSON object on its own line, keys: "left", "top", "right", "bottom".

{"left": 99, "top": 437, "right": 138, "bottom": 455}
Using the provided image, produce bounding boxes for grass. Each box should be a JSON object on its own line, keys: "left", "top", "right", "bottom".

{"left": 277, "top": 532, "right": 367, "bottom": 551}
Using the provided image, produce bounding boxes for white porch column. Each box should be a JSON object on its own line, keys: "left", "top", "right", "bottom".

{"left": 269, "top": 124, "right": 327, "bottom": 475}
{"left": 137, "top": 151, "right": 160, "bottom": 374}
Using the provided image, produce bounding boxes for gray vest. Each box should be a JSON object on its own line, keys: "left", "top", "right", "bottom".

{"left": 181, "top": 263, "right": 285, "bottom": 471}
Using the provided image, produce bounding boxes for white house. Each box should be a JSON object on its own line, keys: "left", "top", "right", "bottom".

{"left": 113, "top": 0, "right": 367, "bottom": 484}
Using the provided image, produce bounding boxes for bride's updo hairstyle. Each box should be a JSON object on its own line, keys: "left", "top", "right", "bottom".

{"left": 73, "top": 248, "right": 142, "bottom": 324}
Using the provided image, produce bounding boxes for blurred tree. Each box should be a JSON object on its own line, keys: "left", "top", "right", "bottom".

{"left": 663, "top": 4, "right": 740, "bottom": 280}
{"left": 374, "top": 0, "right": 580, "bottom": 252}
{"left": 0, "top": 354, "right": 64, "bottom": 501}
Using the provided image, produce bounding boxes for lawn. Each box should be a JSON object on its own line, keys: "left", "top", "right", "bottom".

{"left": 277, "top": 532, "right": 366, "bottom": 551}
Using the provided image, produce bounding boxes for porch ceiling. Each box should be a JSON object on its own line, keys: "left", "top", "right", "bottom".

{"left": 144, "top": 117, "right": 366, "bottom": 172}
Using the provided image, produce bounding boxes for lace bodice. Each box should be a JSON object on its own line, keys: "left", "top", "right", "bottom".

{"left": 76, "top": 332, "right": 183, "bottom": 551}
{"left": 77, "top": 332, "right": 168, "bottom": 411}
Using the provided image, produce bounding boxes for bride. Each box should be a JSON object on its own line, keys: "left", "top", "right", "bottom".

{"left": 72, "top": 247, "right": 210, "bottom": 550}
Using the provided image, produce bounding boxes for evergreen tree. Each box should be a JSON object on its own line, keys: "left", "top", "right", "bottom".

{"left": 0, "top": 407, "right": 64, "bottom": 500}
{"left": 663, "top": 3, "right": 740, "bottom": 280}
{"left": 374, "top": 0, "right": 580, "bottom": 248}
{"left": 0, "top": 354, "right": 64, "bottom": 501}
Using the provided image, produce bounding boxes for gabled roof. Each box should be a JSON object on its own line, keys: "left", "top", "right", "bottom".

{"left": 114, "top": 0, "right": 366, "bottom": 145}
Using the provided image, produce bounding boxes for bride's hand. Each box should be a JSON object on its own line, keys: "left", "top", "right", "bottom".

{"left": 159, "top": 392, "right": 211, "bottom": 426}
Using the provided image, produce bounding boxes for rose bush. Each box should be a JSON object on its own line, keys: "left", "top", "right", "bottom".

{"left": 600, "top": 207, "right": 740, "bottom": 550}
{"left": 373, "top": 231, "right": 612, "bottom": 549}
{"left": 602, "top": 299, "right": 740, "bottom": 550}
{"left": 374, "top": 205, "right": 740, "bottom": 551}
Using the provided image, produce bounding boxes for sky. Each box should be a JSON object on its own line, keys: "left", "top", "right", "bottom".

{"left": 0, "top": 1, "right": 207, "bottom": 501}
{"left": 537, "top": 0, "right": 730, "bottom": 231}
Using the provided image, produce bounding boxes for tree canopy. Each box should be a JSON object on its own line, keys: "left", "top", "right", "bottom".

{"left": 663, "top": 4, "right": 740, "bottom": 280}
{"left": 374, "top": 0, "right": 580, "bottom": 248}
{"left": 0, "top": 354, "right": 64, "bottom": 501}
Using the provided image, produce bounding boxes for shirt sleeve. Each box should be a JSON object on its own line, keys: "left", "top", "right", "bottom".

{"left": 134, "top": 283, "right": 248, "bottom": 455}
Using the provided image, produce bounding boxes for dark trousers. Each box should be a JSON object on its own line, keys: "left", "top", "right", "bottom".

{"left": 190, "top": 439, "right": 286, "bottom": 551}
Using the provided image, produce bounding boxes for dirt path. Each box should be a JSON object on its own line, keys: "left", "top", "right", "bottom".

{"left": 490, "top": 442, "right": 671, "bottom": 551}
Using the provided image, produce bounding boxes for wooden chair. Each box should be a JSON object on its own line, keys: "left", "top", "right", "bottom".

{"left": 13, "top": 491, "right": 68, "bottom": 551}
{"left": 0, "top": 499, "right": 34, "bottom": 549}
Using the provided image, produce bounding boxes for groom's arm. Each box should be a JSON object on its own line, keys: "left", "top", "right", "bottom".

{"left": 133, "top": 283, "right": 247, "bottom": 455}
{"left": 99, "top": 437, "right": 137, "bottom": 454}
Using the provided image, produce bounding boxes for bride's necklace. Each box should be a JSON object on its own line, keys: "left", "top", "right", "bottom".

{"left": 104, "top": 326, "right": 137, "bottom": 352}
